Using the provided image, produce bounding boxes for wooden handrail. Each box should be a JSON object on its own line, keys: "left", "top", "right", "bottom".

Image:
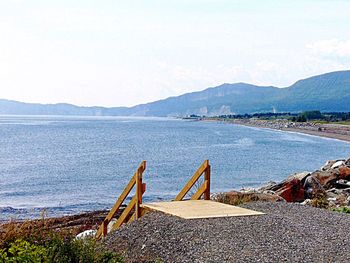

{"left": 175, "top": 160, "right": 210, "bottom": 201}
{"left": 96, "top": 160, "right": 146, "bottom": 239}
{"left": 96, "top": 159, "right": 210, "bottom": 239}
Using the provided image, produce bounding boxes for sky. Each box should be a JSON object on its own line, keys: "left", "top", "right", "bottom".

{"left": 0, "top": 0, "right": 350, "bottom": 107}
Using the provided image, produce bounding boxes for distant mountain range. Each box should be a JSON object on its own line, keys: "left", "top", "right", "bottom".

{"left": 1, "top": 70, "right": 350, "bottom": 116}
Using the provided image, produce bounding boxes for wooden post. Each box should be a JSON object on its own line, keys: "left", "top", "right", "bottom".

{"left": 135, "top": 169, "right": 141, "bottom": 219}
{"left": 204, "top": 163, "right": 211, "bottom": 200}
{"left": 102, "top": 219, "right": 108, "bottom": 237}
{"left": 135, "top": 160, "right": 146, "bottom": 219}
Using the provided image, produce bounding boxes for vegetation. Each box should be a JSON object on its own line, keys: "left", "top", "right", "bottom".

{"left": 332, "top": 206, "right": 350, "bottom": 214}
{"left": 310, "top": 193, "right": 329, "bottom": 209}
{"left": 216, "top": 111, "right": 350, "bottom": 124}
{"left": 0, "top": 219, "right": 123, "bottom": 263}
{"left": 214, "top": 192, "right": 261, "bottom": 206}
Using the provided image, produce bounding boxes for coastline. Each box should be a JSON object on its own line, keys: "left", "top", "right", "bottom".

{"left": 281, "top": 127, "right": 350, "bottom": 142}
{"left": 203, "top": 118, "right": 350, "bottom": 142}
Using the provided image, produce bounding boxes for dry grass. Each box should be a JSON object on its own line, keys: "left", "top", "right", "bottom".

{"left": 213, "top": 191, "right": 284, "bottom": 206}
{"left": 0, "top": 210, "right": 108, "bottom": 249}
{"left": 310, "top": 193, "right": 329, "bottom": 209}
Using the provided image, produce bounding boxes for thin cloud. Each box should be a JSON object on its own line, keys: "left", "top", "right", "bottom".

{"left": 307, "top": 39, "right": 350, "bottom": 57}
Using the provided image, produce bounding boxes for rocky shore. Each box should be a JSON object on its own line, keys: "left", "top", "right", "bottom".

{"left": 210, "top": 118, "right": 350, "bottom": 142}
{"left": 216, "top": 156, "right": 350, "bottom": 209}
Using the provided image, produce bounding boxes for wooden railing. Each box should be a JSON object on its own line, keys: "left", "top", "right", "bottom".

{"left": 96, "top": 161, "right": 146, "bottom": 239}
{"left": 175, "top": 160, "right": 211, "bottom": 201}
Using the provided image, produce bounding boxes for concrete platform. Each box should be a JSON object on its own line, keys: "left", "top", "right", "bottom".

{"left": 141, "top": 200, "right": 264, "bottom": 219}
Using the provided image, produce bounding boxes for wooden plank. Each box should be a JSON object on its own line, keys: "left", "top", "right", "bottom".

{"left": 102, "top": 219, "right": 108, "bottom": 237}
{"left": 175, "top": 160, "right": 209, "bottom": 201}
{"left": 142, "top": 200, "right": 264, "bottom": 219}
{"left": 112, "top": 196, "right": 137, "bottom": 230}
{"left": 190, "top": 181, "right": 207, "bottom": 200}
{"left": 135, "top": 169, "right": 142, "bottom": 218}
{"left": 204, "top": 165, "right": 210, "bottom": 200}
{"left": 127, "top": 211, "right": 136, "bottom": 224}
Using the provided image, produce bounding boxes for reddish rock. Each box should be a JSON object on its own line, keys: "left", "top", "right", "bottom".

{"left": 339, "top": 166, "right": 350, "bottom": 178}
{"left": 262, "top": 172, "right": 309, "bottom": 192}
{"left": 312, "top": 171, "right": 338, "bottom": 187}
{"left": 275, "top": 178, "right": 305, "bottom": 202}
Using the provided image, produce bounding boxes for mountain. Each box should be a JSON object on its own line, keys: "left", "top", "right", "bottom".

{"left": 0, "top": 99, "right": 129, "bottom": 116}
{"left": 1, "top": 70, "right": 350, "bottom": 116}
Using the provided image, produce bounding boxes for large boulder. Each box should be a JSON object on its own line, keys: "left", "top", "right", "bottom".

{"left": 331, "top": 160, "right": 345, "bottom": 169}
{"left": 275, "top": 178, "right": 305, "bottom": 202}
{"left": 312, "top": 170, "right": 339, "bottom": 188}
{"left": 321, "top": 160, "right": 336, "bottom": 171}
{"left": 261, "top": 172, "right": 309, "bottom": 192}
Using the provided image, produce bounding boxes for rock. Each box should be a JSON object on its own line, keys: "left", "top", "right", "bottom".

{"left": 312, "top": 170, "right": 339, "bottom": 188}
{"left": 328, "top": 200, "right": 336, "bottom": 208}
{"left": 335, "top": 179, "right": 350, "bottom": 188}
{"left": 287, "top": 172, "right": 310, "bottom": 182}
{"left": 258, "top": 181, "right": 277, "bottom": 192}
{"left": 301, "top": 199, "right": 312, "bottom": 206}
{"left": 303, "top": 175, "right": 325, "bottom": 198}
{"left": 345, "top": 158, "right": 350, "bottom": 166}
{"left": 262, "top": 172, "right": 309, "bottom": 192}
{"left": 331, "top": 160, "right": 345, "bottom": 169}
{"left": 326, "top": 188, "right": 338, "bottom": 193}
{"left": 336, "top": 194, "right": 348, "bottom": 206}
{"left": 240, "top": 187, "right": 256, "bottom": 193}
{"left": 320, "top": 160, "right": 336, "bottom": 171}
{"left": 339, "top": 166, "right": 350, "bottom": 178}
{"left": 76, "top": 229, "right": 97, "bottom": 239}
{"left": 275, "top": 178, "right": 305, "bottom": 202}
{"left": 262, "top": 190, "right": 277, "bottom": 195}
{"left": 326, "top": 191, "right": 337, "bottom": 199}
{"left": 108, "top": 218, "right": 117, "bottom": 233}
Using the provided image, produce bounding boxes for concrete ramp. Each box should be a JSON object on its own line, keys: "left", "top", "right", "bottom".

{"left": 142, "top": 200, "right": 264, "bottom": 219}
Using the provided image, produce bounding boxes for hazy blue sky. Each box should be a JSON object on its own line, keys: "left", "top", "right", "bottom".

{"left": 1, "top": 0, "right": 350, "bottom": 106}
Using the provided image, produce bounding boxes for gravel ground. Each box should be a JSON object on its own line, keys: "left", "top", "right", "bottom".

{"left": 102, "top": 202, "right": 350, "bottom": 263}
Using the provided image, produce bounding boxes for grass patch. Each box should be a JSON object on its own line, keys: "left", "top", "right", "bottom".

{"left": 332, "top": 207, "right": 350, "bottom": 214}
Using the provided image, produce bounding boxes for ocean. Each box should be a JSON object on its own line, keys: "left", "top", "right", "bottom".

{"left": 1, "top": 115, "right": 350, "bottom": 220}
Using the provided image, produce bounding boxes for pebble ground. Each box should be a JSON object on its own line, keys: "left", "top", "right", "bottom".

{"left": 103, "top": 202, "right": 350, "bottom": 263}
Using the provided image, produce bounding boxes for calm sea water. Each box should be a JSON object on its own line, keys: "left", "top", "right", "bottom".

{"left": 1, "top": 115, "right": 350, "bottom": 220}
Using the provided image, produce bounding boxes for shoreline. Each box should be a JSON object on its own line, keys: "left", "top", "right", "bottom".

{"left": 203, "top": 118, "right": 350, "bottom": 142}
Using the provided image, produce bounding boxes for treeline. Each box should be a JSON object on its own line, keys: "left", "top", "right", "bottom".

{"left": 215, "top": 111, "right": 350, "bottom": 122}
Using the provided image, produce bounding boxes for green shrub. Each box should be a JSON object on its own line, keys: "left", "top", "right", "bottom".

{"left": 0, "top": 239, "right": 47, "bottom": 262}
{"left": 0, "top": 237, "right": 123, "bottom": 263}
{"left": 332, "top": 206, "right": 350, "bottom": 214}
